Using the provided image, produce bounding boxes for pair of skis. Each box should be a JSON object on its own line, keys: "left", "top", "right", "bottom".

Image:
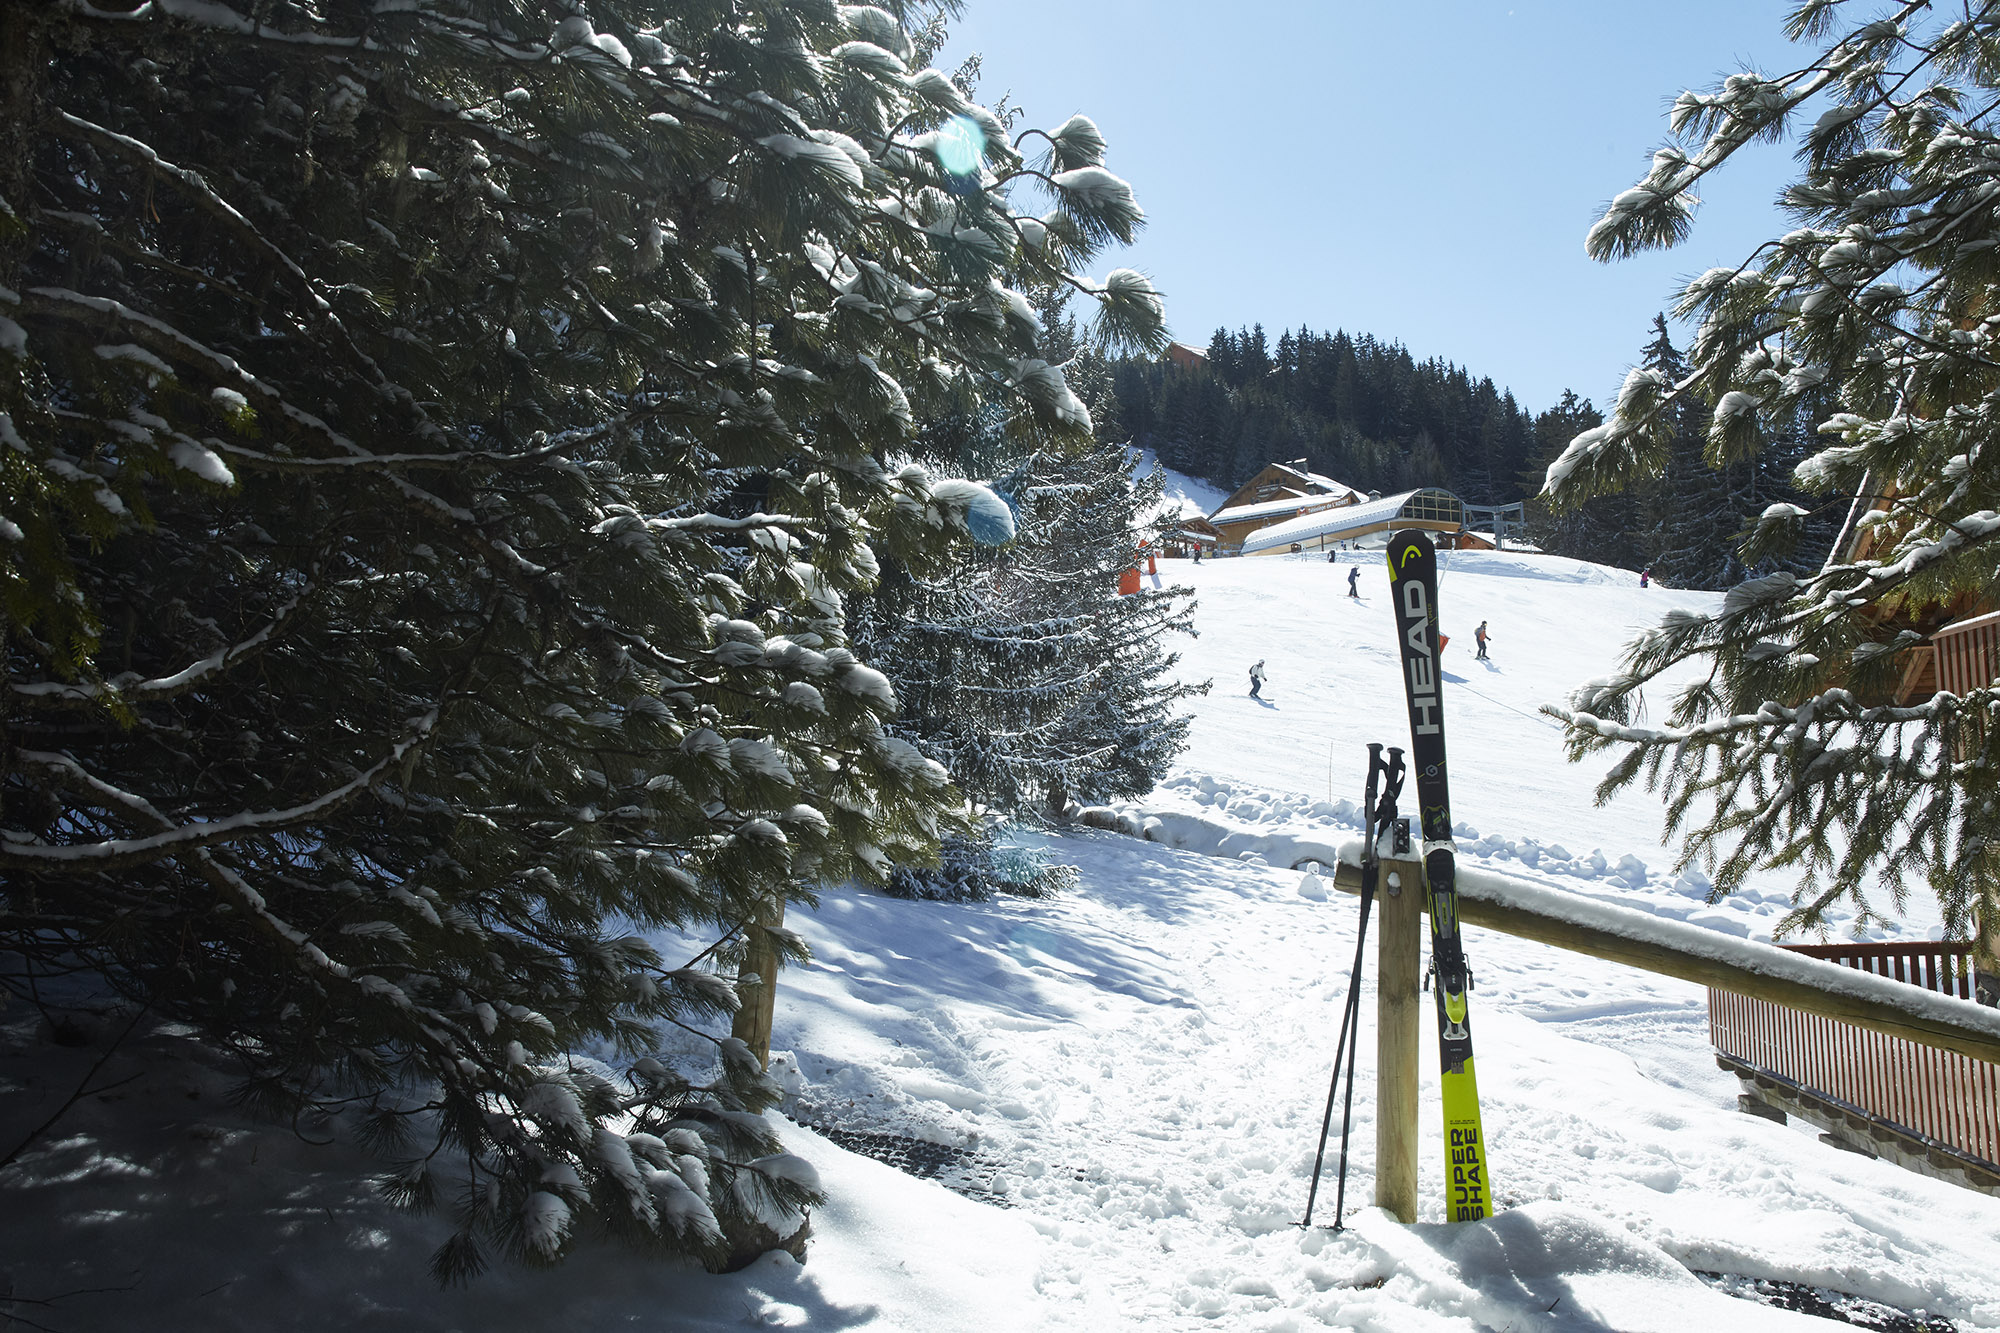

{"left": 1385, "top": 529, "right": 1492, "bottom": 1223}
{"left": 1303, "top": 530, "right": 1492, "bottom": 1228}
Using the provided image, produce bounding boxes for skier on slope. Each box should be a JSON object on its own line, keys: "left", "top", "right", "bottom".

{"left": 1248, "top": 659, "right": 1267, "bottom": 699}
{"left": 1474, "top": 620, "right": 1491, "bottom": 660}
{"left": 1347, "top": 566, "right": 1360, "bottom": 599}
{"left": 1639, "top": 568, "right": 1651, "bottom": 588}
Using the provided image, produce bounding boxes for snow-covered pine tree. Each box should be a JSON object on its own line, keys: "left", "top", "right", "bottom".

{"left": 1544, "top": 0, "right": 2000, "bottom": 953}
{"left": 853, "top": 395, "right": 1205, "bottom": 881}
{"left": 0, "top": 0, "right": 1162, "bottom": 1279}
{"left": 896, "top": 443, "right": 1201, "bottom": 817}
{"left": 1015, "top": 450, "right": 1209, "bottom": 813}
{"left": 1744, "top": 387, "right": 1844, "bottom": 578}
{"left": 1632, "top": 315, "right": 1743, "bottom": 588}
{"left": 1522, "top": 391, "right": 1629, "bottom": 564}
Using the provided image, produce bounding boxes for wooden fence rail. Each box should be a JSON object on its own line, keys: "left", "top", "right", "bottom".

{"left": 1325, "top": 859, "right": 2000, "bottom": 1065}
{"left": 1933, "top": 607, "right": 2000, "bottom": 698}
{"left": 1779, "top": 941, "right": 1979, "bottom": 997}
{"left": 1318, "top": 853, "right": 2000, "bottom": 1215}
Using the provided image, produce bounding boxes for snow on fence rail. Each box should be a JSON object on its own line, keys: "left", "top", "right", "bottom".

{"left": 1315, "top": 856, "right": 2000, "bottom": 1067}
{"left": 1072, "top": 801, "right": 2000, "bottom": 1066}
{"left": 1071, "top": 805, "right": 2000, "bottom": 1215}
{"left": 1331, "top": 852, "right": 2000, "bottom": 1215}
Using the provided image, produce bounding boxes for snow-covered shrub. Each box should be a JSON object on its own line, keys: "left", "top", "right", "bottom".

{"left": 855, "top": 427, "right": 1206, "bottom": 823}
{"left": 884, "top": 827, "right": 1078, "bottom": 901}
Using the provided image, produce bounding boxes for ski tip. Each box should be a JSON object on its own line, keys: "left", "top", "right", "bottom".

{"left": 1387, "top": 529, "right": 1435, "bottom": 576}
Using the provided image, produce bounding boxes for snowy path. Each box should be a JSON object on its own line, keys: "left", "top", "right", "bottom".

{"left": 774, "top": 830, "right": 1998, "bottom": 1330}
{"left": 4, "top": 547, "right": 1993, "bottom": 1331}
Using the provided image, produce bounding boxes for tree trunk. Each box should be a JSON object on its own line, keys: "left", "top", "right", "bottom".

{"left": 1976, "top": 874, "right": 2000, "bottom": 1009}
{"left": 731, "top": 902, "right": 784, "bottom": 1068}
{"left": 0, "top": 3, "right": 52, "bottom": 287}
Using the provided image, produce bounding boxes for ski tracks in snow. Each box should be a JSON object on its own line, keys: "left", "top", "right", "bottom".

{"left": 762, "top": 555, "right": 1993, "bottom": 1329}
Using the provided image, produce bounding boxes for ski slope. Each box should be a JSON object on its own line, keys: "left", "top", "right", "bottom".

{"left": 3, "top": 547, "right": 1993, "bottom": 1331}
{"left": 1133, "top": 446, "right": 1230, "bottom": 525}
{"left": 1152, "top": 548, "right": 1892, "bottom": 942}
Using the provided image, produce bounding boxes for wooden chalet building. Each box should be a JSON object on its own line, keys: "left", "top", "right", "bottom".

{"left": 1158, "top": 514, "right": 1220, "bottom": 559}
{"left": 1197, "top": 461, "right": 1484, "bottom": 556}
{"left": 1206, "top": 461, "right": 1363, "bottom": 552}
{"left": 1239, "top": 487, "right": 1488, "bottom": 556}
{"left": 1838, "top": 484, "right": 2000, "bottom": 708}
{"left": 1816, "top": 483, "right": 1999, "bottom": 978}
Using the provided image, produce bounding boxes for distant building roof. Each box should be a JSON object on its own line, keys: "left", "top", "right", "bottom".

{"left": 1213, "top": 461, "right": 1360, "bottom": 519}
{"left": 1240, "top": 488, "right": 1465, "bottom": 554}
{"left": 1268, "top": 460, "right": 1357, "bottom": 496}
{"left": 1211, "top": 492, "right": 1351, "bottom": 525}
{"left": 1164, "top": 342, "right": 1209, "bottom": 370}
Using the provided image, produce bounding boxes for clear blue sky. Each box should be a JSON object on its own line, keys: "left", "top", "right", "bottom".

{"left": 943, "top": 1, "right": 1813, "bottom": 415}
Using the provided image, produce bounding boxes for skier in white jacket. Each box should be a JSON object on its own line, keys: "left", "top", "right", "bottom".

{"left": 1248, "top": 659, "right": 1267, "bottom": 699}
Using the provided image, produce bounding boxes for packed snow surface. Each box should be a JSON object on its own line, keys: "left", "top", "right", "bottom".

{"left": 4, "top": 539, "right": 1995, "bottom": 1330}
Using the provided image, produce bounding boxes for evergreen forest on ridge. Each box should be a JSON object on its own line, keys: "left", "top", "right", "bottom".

{"left": 1098, "top": 319, "right": 1842, "bottom": 589}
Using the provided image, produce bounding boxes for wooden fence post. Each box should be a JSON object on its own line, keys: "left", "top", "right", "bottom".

{"left": 1375, "top": 855, "right": 1424, "bottom": 1223}
{"left": 731, "top": 902, "right": 783, "bottom": 1068}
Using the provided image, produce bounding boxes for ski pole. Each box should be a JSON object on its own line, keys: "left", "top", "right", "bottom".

{"left": 1318, "top": 863, "right": 1373, "bottom": 1228}
{"left": 1302, "top": 744, "right": 1382, "bottom": 1227}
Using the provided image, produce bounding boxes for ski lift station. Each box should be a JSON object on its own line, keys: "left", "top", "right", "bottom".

{"left": 1187, "top": 461, "right": 1523, "bottom": 556}
{"left": 1238, "top": 486, "right": 1477, "bottom": 556}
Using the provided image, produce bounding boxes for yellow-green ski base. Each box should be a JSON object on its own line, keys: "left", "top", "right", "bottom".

{"left": 1440, "top": 1058, "right": 1490, "bottom": 1221}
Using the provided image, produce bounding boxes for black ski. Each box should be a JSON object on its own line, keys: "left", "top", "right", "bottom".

{"left": 1384, "top": 528, "right": 1492, "bottom": 1222}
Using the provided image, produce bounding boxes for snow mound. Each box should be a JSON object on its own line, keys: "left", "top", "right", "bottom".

{"left": 1333, "top": 1201, "right": 1812, "bottom": 1331}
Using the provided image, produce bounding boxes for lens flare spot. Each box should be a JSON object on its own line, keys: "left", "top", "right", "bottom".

{"left": 935, "top": 114, "right": 984, "bottom": 176}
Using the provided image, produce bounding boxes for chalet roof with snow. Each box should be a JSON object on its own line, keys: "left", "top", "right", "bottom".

{"left": 1210, "top": 460, "right": 1359, "bottom": 517}
{"left": 1208, "top": 493, "right": 1344, "bottom": 525}
{"left": 1198, "top": 461, "right": 1365, "bottom": 550}
{"left": 1240, "top": 487, "right": 1467, "bottom": 555}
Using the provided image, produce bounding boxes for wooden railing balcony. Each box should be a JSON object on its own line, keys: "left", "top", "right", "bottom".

{"left": 1709, "top": 941, "right": 2000, "bottom": 1186}
{"left": 1933, "top": 608, "right": 2000, "bottom": 699}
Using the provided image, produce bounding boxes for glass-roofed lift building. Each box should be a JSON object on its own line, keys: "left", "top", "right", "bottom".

{"left": 1236, "top": 488, "right": 1473, "bottom": 556}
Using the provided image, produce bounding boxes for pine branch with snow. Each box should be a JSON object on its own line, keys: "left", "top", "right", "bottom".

{"left": 1542, "top": 2, "right": 2000, "bottom": 949}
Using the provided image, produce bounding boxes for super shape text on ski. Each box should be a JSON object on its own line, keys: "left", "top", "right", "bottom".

{"left": 1385, "top": 529, "right": 1493, "bottom": 1223}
